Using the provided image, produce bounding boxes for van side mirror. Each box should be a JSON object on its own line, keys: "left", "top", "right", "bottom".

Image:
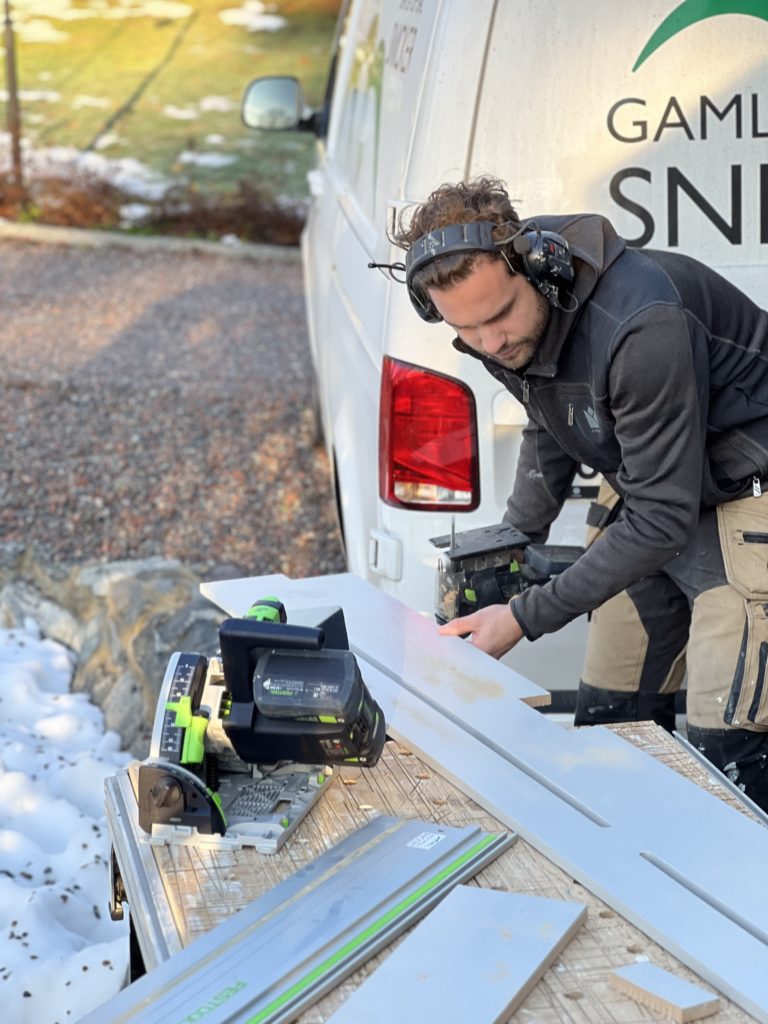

{"left": 241, "top": 76, "right": 316, "bottom": 133}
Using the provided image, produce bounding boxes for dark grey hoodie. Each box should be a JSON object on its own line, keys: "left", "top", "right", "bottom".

{"left": 453, "top": 214, "right": 768, "bottom": 640}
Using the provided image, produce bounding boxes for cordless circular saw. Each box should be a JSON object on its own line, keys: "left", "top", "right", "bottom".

{"left": 431, "top": 523, "right": 585, "bottom": 624}
{"left": 136, "top": 598, "right": 386, "bottom": 852}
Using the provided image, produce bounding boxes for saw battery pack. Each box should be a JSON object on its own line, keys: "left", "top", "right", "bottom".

{"left": 254, "top": 648, "right": 367, "bottom": 721}
{"left": 220, "top": 615, "right": 386, "bottom": 767}
{"left": 251, "top": 647, "right": 385, "bottom": 764}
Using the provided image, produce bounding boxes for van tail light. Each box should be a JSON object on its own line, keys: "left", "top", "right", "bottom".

{"left": 379, "top": 356, "right": 479, "bottom": 511}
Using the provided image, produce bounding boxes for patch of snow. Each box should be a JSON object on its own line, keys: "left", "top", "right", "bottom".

{"left": 178, "top": 150, "right": 237, "bottom": 168}
{"left": 13, "top": 0, "right": 93, "bottom": 19}
{"left": 204, "top": 133, "right": 226, "bottom": 145}
{"left": 16, "top": 19, "right": 70, "bottom": 43}
{"left": 119, "top": 201, "right": 153, "bottom": 224}
{"left": 0, "top": 622, "right": 131, "bottom": 1024}
{"left": 94, "top": 132, "right": 120, "bottom": 151}
{"left": 219, "top": 1, "right": 286, "bottom": 33}
{"left": 0, "top": 136, "right": 172, "bottom": 201}
{"left": 72, "top": 95, "right": 111, "bottom": 110}
{"left": 162, "top": 104, "right": 199, "bottom": 121}
{"left": 0, "top": 89, "right": 61, "bottom": 103}
{"left": 85, "top": 154, "right": 171, "bottom": 200}
{"left": 200, "top": 95, "right": 237, "bottom": 113}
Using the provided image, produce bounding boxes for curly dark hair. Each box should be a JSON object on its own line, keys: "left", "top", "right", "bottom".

{"left": 391, "top": 176, "right": 522, "bottom": 293}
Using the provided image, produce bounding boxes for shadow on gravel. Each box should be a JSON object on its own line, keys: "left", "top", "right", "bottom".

{"left": 0, "top": 241, "right": 345, "bottom": 580}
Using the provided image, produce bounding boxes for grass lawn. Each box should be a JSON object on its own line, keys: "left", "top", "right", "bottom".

{"left": 1, "top": 0, "right": 340, "bottom": 210}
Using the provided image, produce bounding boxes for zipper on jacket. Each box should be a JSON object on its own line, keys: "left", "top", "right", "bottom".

{"left": 754, "top": 475, "right": 762, "bottom": 498}
{"left": 568, "top": 402, "right": 574, "bottom": 427}
{"left": 522, "top": 379, "right": 529, "bottom": 404}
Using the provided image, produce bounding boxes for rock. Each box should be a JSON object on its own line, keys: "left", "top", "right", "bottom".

{"left": 0, "top": 580, "right": 85, "bottom": 650}
{"left": 0, "top": 545, "right": 225, "bottom": 755}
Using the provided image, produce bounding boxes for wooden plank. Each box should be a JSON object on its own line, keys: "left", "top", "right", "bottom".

{"left": 117, "top": 572, "right": 768, "bottom": 1022}
{"left": 150, "top": 744, "right": 501, "bottom": 946}
{"left": 610, "top": 962, "right": 721, "bottom": 1022}
{"left": 355, "top": 661, "right": 768, "bottom": 1022}
{"left": 608, "top": 722, "right": 765, "bottom": 824}
{"left": 326, "top": 885, "right": 587, "bottom": 1024}
{"left": 138, "top": 740, "right": 758, "bottom": 1023}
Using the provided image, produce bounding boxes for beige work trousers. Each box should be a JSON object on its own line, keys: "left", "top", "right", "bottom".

{"left": 582, "top": 481, "right": 768, "bottom": 732}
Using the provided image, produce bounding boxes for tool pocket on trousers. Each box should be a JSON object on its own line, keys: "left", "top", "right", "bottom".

{"left": 585, "top": 479, "right": 622, "bottom": 549}
{"left": 717, "top": 494, "right": 768, "bottom": 601}
{"left": 719, "top": 495, "right": 768, "bottom": 727}
{"left": 725, "top": 599, "right": 768, "bottom": 728}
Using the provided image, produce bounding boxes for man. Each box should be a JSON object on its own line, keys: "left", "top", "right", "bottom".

{"left": 391, "top": 176, "right": 768, "bottom": 809}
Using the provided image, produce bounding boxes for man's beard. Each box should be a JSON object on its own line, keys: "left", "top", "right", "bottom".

{"left": 488, "top": 292, "right": 550, "bottom": 371}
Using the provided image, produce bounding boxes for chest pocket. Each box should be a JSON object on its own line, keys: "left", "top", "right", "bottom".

{"left": 562, "top": 396, "right": 620, "bottom": 471}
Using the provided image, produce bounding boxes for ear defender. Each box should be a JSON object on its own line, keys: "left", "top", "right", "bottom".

{"left": 367, "top": 219, "right": 577, "bottom": 321}
{"left": 512, "top": 228, "right": 575, "bottom": 310}
{"left": 406, "top": 221, "right": 576, "bottom": 321}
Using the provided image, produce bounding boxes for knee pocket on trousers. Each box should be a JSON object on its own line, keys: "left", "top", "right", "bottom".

{"left": 726, "top": 600, "right": 768, "bottom": 728}
{"left": 688, "top": 585, "right": 768, "bottom": 730}
{"left": 709, "top": 494, "right": 768, "bottom": 728}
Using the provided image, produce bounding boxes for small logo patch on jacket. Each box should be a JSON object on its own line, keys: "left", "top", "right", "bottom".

{"left": 583, "top": 405, "right": 600, "bottom": 432}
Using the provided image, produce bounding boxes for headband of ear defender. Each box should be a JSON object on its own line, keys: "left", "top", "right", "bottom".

{"left": 405, "top": 222, "right": 502, "bottom": 323}
{"left": 404, "top": 219, "right": 575, "bottom": 322}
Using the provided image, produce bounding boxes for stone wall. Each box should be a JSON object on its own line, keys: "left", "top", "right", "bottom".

{"left": 0, "top": 544, "right": 227, "bottom": 755}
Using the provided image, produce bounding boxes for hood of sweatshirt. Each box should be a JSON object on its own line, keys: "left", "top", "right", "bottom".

{"left": 451, "top": 213, "right": 627, "bottom": 377}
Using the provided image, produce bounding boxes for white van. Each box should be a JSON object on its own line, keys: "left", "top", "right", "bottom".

{"left": 243, "top": 0, "right": 768, "bottom": 700}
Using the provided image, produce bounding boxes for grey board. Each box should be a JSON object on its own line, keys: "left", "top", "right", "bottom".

{"left": 80, "top": 815, "right": 514, "bottom": 1024}
{"left": 203, "top": 573, "right": 768, "bottom": 1022}
{"left": 201, "top": 572, "right": 550, "bottom": 706}
{"left": 327, "top": 885, "right": 587, "bottom": 1024}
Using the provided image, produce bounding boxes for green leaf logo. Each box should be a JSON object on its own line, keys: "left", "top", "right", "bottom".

{"left": 633, "top": 0, "right": 768, "bottom": 71}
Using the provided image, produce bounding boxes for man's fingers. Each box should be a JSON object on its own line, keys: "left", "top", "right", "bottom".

{"left": 438, "top": 615, "right": 477, "bottom": 636}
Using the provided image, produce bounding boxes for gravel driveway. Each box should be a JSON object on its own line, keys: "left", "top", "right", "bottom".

{"left": 0, "top": 235, "right": 346, "bottom": 580}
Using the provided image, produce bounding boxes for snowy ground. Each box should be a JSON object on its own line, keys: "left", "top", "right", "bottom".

{"left": 0, "top": 622, "right": 131, "bottom": 1023}
{"left": 9, "top": 0, "right": 285, "bottom": 35}
{"left": 0, "top": 0, "right": 330, "bottom": 219}
{"left": 0, "top": 132, "right": 171, "bottom": 190}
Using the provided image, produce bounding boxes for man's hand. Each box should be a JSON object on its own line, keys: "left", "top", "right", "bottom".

{"left": 438, "top": 602, "right": 525, "bottom": 659}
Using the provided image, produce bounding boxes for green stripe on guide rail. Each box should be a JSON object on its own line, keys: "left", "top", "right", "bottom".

{"left": 245, "top": 833, "right": 501, "bottom": 1023}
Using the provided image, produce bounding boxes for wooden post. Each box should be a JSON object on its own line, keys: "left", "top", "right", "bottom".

{"left": 3, "top": 0, "right": 23, "bottom": 191}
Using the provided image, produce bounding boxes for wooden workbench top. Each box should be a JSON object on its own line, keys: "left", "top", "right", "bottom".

{"left": 145, "top": 721, "right": 759, "bottom": 1023}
